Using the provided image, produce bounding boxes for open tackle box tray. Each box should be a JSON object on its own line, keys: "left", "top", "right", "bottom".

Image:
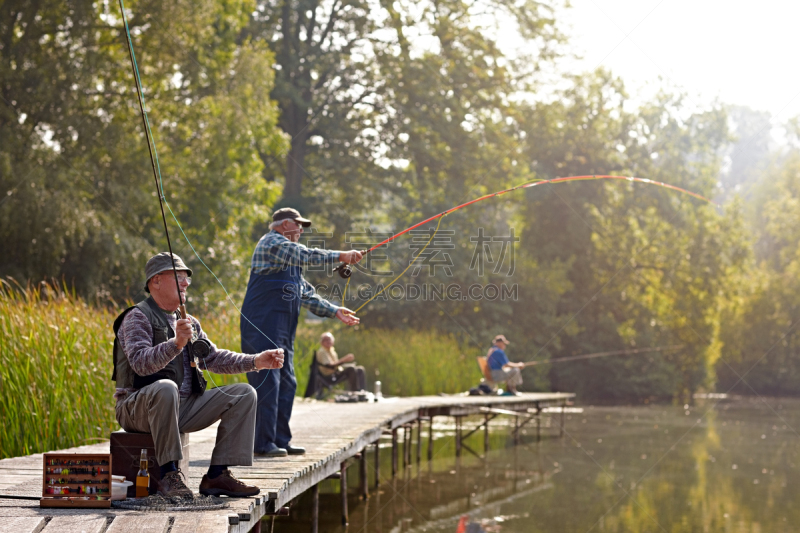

{"left": 41, "top": 453, "right": 112, "bottom": 508}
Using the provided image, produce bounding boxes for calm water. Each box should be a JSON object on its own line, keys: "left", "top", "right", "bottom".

{"left": 272, "top": 397, "right": 800, "bottom": 532}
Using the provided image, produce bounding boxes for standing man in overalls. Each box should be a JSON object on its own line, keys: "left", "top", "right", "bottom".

{"left": 241, "top": 208, "right": 363, "bottom": 457}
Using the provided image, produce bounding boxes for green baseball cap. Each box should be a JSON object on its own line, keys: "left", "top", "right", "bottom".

{"left": 143, "top": 252, "right": 192, "bottom": 292}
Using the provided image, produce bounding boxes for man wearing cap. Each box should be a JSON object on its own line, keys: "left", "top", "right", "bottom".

{"left": 487, "top": 335, "right": 524, "bottom": 395}
{"left": 241, "top": 208, "right": 363, "bottom": 457}
{"left": 112, "top": 252, "right": 286, "bottom": 498}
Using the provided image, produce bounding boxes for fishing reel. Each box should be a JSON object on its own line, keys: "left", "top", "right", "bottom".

{"left": 188, "top": 338, "right": 212, "bottom": 360}
{"left": 333, "top": 249, "right": 367, "bottom": 279}
{"left": 334, "top": 263, "right": 353, "bottom": 279}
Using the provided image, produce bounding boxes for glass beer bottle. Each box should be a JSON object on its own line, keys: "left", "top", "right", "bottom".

{"left": 135, "top": 449, "right": 150, "bottom": 498}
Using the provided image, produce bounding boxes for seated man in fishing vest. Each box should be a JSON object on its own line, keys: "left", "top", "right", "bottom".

{"left": 315, "top": 332, "right": 366, "bottom": 392}
{"left": 113, "top": 252, "right": 285, "bottom": 499}
{"left": 487, "top": 334, "right": 524, "bottom": 395}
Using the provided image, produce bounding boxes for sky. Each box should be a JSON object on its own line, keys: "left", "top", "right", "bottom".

{"left": 556, "top": 0, "right": 800, "bottom": 136}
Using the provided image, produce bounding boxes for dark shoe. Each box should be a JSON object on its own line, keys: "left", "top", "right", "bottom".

{"left": 255, "top": 446, "right": 288, "bottom": 458}
{"left": 157, "top": 469, "right": 194, "bottom": 499}
{"left": 199, "top": 469, "right": 260, "bottom": 497}
{"left": 284, "top": 444, "right": 306, "bottom": 455}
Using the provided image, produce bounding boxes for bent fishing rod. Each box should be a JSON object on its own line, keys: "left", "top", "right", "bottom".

{"left": 332, "top": 175, "right": 717, "bottom": 279}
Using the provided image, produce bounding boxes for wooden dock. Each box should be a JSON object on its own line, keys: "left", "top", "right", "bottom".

{"left": 0, "top": 392, "right": 573, "bottom": 533}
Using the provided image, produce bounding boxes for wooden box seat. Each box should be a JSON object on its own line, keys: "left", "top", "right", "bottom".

{"left": 110, "top": 430, "right": 190, "bottom": 497}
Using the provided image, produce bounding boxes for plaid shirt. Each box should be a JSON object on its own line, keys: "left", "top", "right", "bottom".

{"left": 250, "top": 230, "right": 341, "bottom": 318}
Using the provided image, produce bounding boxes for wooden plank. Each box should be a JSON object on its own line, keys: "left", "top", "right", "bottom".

{"left": 0, "top": 516, "right": 46, "bottom": 533}
{"left": 234, "top": 472, "right": 294, "bottom": 477}
{"left": 171, "top": 512, "right": 230, "bottom": 533}
{"left": 389, "top": 410, "right": 419, "bottom": 429}
{"left": 106, "top": 515, "right": 170, "bottom": 533}
{"left": 0, "top": 476, "right": 40, "bottom": 484}
{"left": 478, "top": 406, "right": 530, "bottom": 417}
{"left": 41, "top": 516, "right": 107, "bottom": 533}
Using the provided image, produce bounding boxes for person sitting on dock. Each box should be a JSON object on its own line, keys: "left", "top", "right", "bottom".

{"left": 113, "top": 252, "right": 285, "bottom": 499}
{"left": 487, "top": 334, "right": 524, "bottom": 395}
{"left": 315, "top": 332, "right": 366, "bottom": 392}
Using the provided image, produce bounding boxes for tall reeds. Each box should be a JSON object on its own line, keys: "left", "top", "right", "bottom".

{"left": 291, "top": 325, "right": 481, "bottom": 397}
{"left": 0, "top": 280, "right": 117, "bottom": 459}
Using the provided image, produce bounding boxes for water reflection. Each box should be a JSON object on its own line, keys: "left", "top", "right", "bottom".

{"left": 272, "top": 397, "right": 799, "bottom": 532}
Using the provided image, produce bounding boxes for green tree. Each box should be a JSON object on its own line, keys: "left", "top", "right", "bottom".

{"left": 245, "top": 0, "right": 389, "bottom": 232}
{"left": 0, "top": 0, "right": 285, "bottom": 302}
{"left": 718, "top": 149, "right": 800, "bottom": 396}
{"left": 516, "top": 75, "right": 749, "bottom": 402}
{"left": 338, "top": 0, "right": 564, "bottom": 346}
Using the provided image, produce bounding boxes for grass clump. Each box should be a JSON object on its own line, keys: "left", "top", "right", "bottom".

{"left": 0, "top": 280, "right": 118, "bottom": 459}
{"left": 203, "top": 320, "right": 481, "bottom": 397}
{"left": 292, "top": 325, "right": 481, "bottom": 397}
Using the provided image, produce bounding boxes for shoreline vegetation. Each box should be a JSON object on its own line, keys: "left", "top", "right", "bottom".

{"left": 0, "top": 280, "right": 479, "bottom": 459}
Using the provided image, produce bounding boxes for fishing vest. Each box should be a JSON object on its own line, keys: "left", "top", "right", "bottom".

{"left": 112, "top": 296, "right": 205, "bottom": 394}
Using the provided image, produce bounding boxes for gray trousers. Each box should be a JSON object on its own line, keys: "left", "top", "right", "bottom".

{"left": 115, "top": 380, "right": 257, "bottom": 467}
{"left": 491, "top": 367, "right": 523, "bottom": 388}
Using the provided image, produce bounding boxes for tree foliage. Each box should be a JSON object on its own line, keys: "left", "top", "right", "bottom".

{"left": 0, "top": 0, "right": 285, "bottom": 302}
{"left": 718, "top": 150, "right": 800, "bottom": 397}
{"left": 2, "top": 0, "right": 789, "bottom": 402}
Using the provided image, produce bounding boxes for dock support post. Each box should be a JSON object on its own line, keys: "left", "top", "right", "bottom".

{"left": 560, "top": 400, "right": 566, "bottom": 438}
{"left": 404, "top": 425, "right": 412, "bottom": 468}
{"left": 340, "top": 461, "right": 349, "bottom": 526}
{"left": 374, "top": 440, "right": 380, "bottom": 488}
{"left": 360, "top": 450, "right": 369, "bottom": 500}
{"left": 391, "top": 428, "right": 398, "bottom": 477}
{"left": 455, "top": 416, "right": 462, "bottom": 458}
{"left": 311, "top": 484, "right": 319, "bottom": 533}
{"left": 484, "top": 412, "right": 490, "bottom": 453}
{"left": 536, "top": 403, "right": 541, "bottom": 443}
{"left": 401, "top": 426, "right": 407, "bottom": 469}
{"left": 416, "top": 418, "right": 422, "bottom": 464}
{"left": 427, "top": 416, "right": 434, "bottom": 461}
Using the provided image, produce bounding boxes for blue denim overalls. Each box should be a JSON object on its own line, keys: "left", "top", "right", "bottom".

{"left": 241, "top": 266, "right": 301, "bottom": 452}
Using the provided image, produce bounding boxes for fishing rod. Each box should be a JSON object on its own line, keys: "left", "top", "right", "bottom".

{"left": 522, "top": 345, "right": 684, "bottom": 367}
{"left": 332, "top": 174, "right": 717, "bottom": 279}
{"left": 117, "top": 0, "right": 186, "bottom": 319}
